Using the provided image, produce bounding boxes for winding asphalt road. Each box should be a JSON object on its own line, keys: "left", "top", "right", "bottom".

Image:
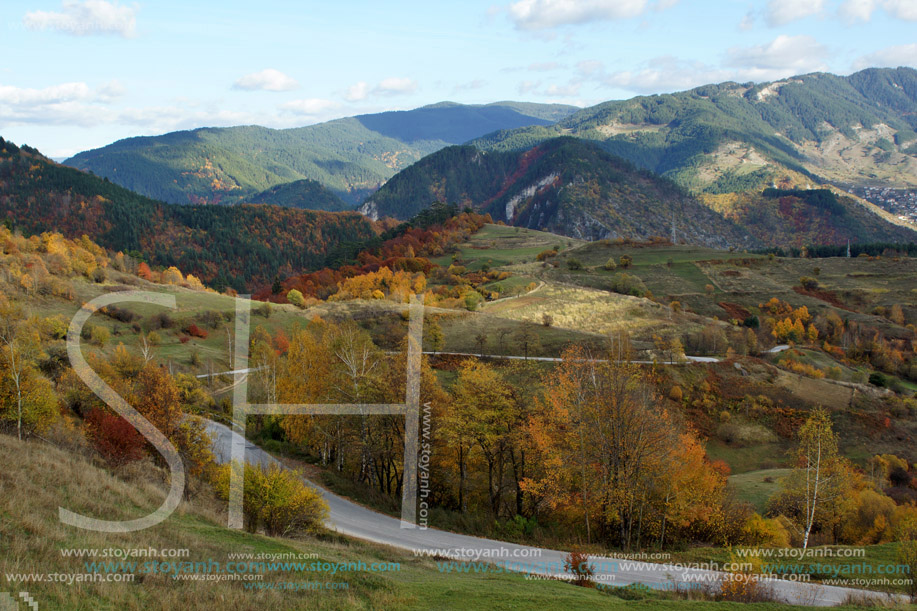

{"left": 204, "top": 419, "right": 903, "bottom": 607}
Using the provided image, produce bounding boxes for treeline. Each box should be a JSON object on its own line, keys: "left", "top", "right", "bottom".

{"left": 755, "top": 242, "right": 917, "bottom": 258}
{"left": 255, "top": 203, "right": 491, "bottom": 304}
{"left": 762, "top": 187, "right": 845, "bottom": 216}
{"left": 0, "top": 139, "right": 376, "bottom": 291}
{"left": 250, "top": 324, "right": 734, "bottom": 549}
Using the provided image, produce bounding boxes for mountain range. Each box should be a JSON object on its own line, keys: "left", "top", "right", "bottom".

{"left": 0, "top": 139, "right": 375, "bottom": 291}
{"left": 472, "top": 67, "right": 917, "bottom": 192}
{"left": 360, "top": 136, "right": 916, "bottom": 247}
{"left": 64, "top": 102, "right": 578, "bottom": 206}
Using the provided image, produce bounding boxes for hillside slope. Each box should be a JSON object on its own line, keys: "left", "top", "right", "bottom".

{"left": 0, "top": 138, "right": 376, "bottom": 291}
{"left": 472, "top": 68, "right": 917, "bottom": 192}
{"left": 64, "top": 102, "right": 578, "bottom": 206}
{"left": 240, "top": 178, "right": 350, "bottom": 211}
{"left": 0, "top": 433, "right": 629, "bottom": 610}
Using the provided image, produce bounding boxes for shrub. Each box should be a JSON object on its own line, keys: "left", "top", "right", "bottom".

{"left": 609, "top": 273, "right": 647, "bottom": 297}
{"left": 563, "top": 550, "right": 595, "bottom": 587}
{"left": 566, "top": 258, "right": 583, "bottom": 271}
{"left": 869, "top": 372, "right": 889, "bottom": 388}
{"left": 602, "top": 258, "right": 617, "bottom": 271}
{"left": 101, "top": 305, "right": 139, "bottom": 323}
{"left": 91, "top": 326, "right": 110, "bottom": 347}
{"left": 799, "top": 276, "right": 819, "bottom": 290}
{"left": 535, "top": 249, "right": 558, "bottom": 261}
{"left": 742, "top": 513, "right": 790, "bottom": 547}
{"left": 185, "top": 323, "right": 208, "bottom": 339}
{"left": 86, "top": 408, "right": 145, "bottom": 465}
{"left": 212, "top": 462, "right": 329, "bottom": 536}
{"left": 542, "top": 313, "right": 554, "bottom": 327}
{"left": 719, "top": 571, "right": 771, "bottom": 603}
{"left": 254, "top": 302, "right": 272, "bottom": 318}
{"left": 464, "top": 291, "right": 483, "bottom": 311}
{"left": 196, "top": 310, "right": 224, "bottom": 329}
{"left": 619, "top": 255, "right": 632, "bottom": 268}
{"left": 150, "top": 312, "right": 175, "bottom": 330}
{"left": 286, "top": 289, "right": 306, "bottom": 308}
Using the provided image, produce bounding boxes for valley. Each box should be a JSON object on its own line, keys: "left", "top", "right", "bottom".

{"left": 2, "top": 55, "right": 917, "bottom": 611}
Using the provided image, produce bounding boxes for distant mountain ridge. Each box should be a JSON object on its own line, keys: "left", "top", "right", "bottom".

{"left": 471, "top": 68, "right": 917, "bottom": 193}
{"left": 361, "top": 137, "right": 917, "bottom": 248}
{"left": 64, "top": 102, "right": 578, "bottom": 206}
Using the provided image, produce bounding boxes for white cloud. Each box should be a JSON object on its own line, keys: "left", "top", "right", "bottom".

{"left": 518, "top": 80, "right": 542, "bottom": 94}
{"left": 739, "top": 11, "right": 755, "bottom": 29}
{"left": 598, "top": 57, "right": 732, "bottom": 94}
{"left": 507, "top": 0, "right": 653, "bottom": 29}
{"left": 345, "top": 78, "right": 417, "bottom": 101}
{"left": 853, "top": 43, "right": 917, "bottom": 69}
{"left": 576, "top": 59, "right": 604, "bottom": 75}
{"left": 579, "top": 37, "right": 829, "bottom": 96}
{"left": 345, "top": 82, "right": 370, "bottom": 102}
{"left": 24, "top": 1, "right": 138, "bottom": 37}
{"left": 374, "top": 77, "right": 417, "bottom": 95}
{"left": 764, "top": 0, "right": 825, "bottom": 25}
{"left": 280, "top": 98, "right": 340, "bottom": 115}
{"left": 528, "top": 61, "right": 563, "bottom": 71}
{"left": 839, "top": 0, "right": 879, "bottom": 21}
{"left": 0, "top": 82, "right": 91, "bottom": 106}
{"left": 545, "top": 82, "right": 581, "bottom": 96}
{"left": 96, "top": 79, "right": 126, "bottom": 102}
{"left": 883, "top": 0, "right": 917, "bottom": 20}
{"left": 726, "top": 35, "right": 828, "bottom": 75}
{"left": 233, "top": 69, "right": 298, "bottom": 92}
{"left": 453, "top": 79, "right": 488, "bottom": 93}
{"left": 839, "top": 0, "right": 917, "bottom": 21}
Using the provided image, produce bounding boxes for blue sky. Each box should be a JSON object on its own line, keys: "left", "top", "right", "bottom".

{"left": 1, "top": 0, "right": 915, "bottom": 158}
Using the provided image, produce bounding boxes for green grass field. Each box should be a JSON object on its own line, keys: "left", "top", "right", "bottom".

{"left": 431, "top": 224, "right": 585, "bottom": 270}
{"left": 728, "top": 469, "right": 793, "bottom": 512}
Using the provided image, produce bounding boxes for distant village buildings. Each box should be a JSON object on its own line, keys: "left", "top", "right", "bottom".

{"left": 849, "top": 186, "right": 917, "bottom": 225}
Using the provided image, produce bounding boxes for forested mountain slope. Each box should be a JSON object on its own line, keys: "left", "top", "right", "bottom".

{"left": 362, "top": 137, "right": 917, "bottom": 247}
{"left": 472, "top": 68, "right": 917, "bottom": 192}
{"left": 0, "top": 138, "right": 376, "bottom": 291}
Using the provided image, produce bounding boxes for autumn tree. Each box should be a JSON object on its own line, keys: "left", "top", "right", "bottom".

{"left": 523, "top": 339, "right": 720, "bottom": 548}
{"left": 446, "top": 361, "right": 515, "bottom": 515}
{"left": 773, "top": 408, "right": 846, "bottom": 549}
{"left": 0, "top": 301, "right": 56, "bottom": 439}
{"left": 427, "top": 317, "right": 445, "bottom": 354}
{"left": 514, "top": 324, "right": 541, "bottom": 360}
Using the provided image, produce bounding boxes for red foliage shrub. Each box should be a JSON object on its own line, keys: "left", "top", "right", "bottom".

{"left": 186, "top": 323, "right": 208, "bottom": 339}
{"left": 136, "top": 262, "right": 153, "bottom": 281}
{"left": 179, "top": 335, "right": 190, "bottom": 344}
{"left": 273, "top": 329, "right": 290, "bottom": 354}
{"left": 86, "top": 408, "right": 145, "bottom": 465}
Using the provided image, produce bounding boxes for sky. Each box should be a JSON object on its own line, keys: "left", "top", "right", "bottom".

{"left": 1, "top": 0, "right": 916, "bottom": 159}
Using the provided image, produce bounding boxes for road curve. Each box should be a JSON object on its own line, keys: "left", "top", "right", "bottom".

{"left": 204, "top": 419, "right": 903, "bottom": 607}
